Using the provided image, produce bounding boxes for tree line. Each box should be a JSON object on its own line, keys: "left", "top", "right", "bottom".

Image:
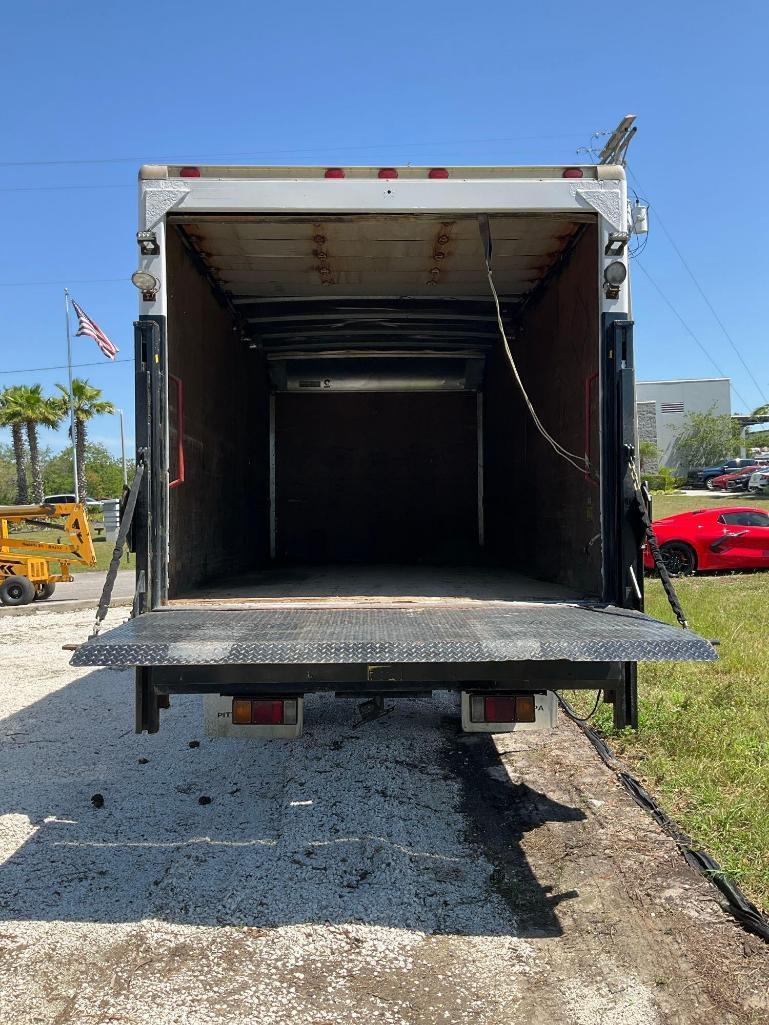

{"left": 0, "top": 378, "right": 115, "bottom": 504}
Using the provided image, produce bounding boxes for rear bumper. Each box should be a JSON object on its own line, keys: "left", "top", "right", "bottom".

{"left": 142, "top": 659, "right": 625, "bottom": 694}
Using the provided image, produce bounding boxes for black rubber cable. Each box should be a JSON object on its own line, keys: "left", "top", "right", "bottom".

{"left": 559, "top": 689, "right": 603, "bottom": 722}
{"left": 558, "top": 693, "right": 769, "bottom": 944}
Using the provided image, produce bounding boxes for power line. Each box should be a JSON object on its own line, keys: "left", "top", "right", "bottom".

{"left": 635, "top": 260, "right": 752, "bottom": 411}
{"left": 0, "top": 277, "right": 127, "bottom": 288}
{"left": 0, "top": 183, "right": 132, "bottom": 193}
{"left": 0, "top": 134, "right": 589, "bottom": 195}
{"left": 654, "top": 217, "right": 767, "bottom": 406}
{"left": 0, "top": 134, "right": 582, "bottom": 170}
{"left": 629, "top": 167, "right": 767, "bottom": 408}
{"left": 0, "top": 358, "right": 132, "bottom": 376}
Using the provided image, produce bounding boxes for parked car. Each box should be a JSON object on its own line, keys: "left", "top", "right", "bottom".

{"left": 644, "top": 507, "right": 769, "bottom": 575}
{"left": 689, "top": 458, "right": 763, "bottom": 490}
{"left": 748, "top": 469, "right": 769, "bottom": 494}
{"left": 709, "top": 466, "right": 761, "bottom": 490}
{"left": 725, "top": 469, "right": 764, "bottom": 492}
{"left": 43, "top": 493, "right": 103, "bottom": 511}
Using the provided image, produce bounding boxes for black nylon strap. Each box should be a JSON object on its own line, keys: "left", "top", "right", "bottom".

{"left": 89, "top": 456, "right": 146, "bottom": 639}
{"left": 631, "top": 486, "right": 689, "bottom": 629}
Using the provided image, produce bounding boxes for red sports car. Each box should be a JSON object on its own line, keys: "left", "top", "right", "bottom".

{"left": 644, "top": 506, "right": 769, "bottom": 575}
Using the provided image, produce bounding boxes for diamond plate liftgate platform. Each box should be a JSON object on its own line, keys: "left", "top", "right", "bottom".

{"left": 70, "top": 604, "right": 716, "bottom": 668}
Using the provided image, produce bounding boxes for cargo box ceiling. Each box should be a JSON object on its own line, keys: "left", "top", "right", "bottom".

{"left": 169, "top": 212, "right": 593, "bottom": 353}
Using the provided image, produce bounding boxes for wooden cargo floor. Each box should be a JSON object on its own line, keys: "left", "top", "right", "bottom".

{"left": 169, "top": 564, "right": 583, "bottom": 610}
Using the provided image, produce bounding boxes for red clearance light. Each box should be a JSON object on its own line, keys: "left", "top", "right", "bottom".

{"left": 428, "top": 168, "right": 449, "bottom": 179}
{"left": 378, "top": 168, "right": 398, "bottom": 179}
{"left": 562, "top": 168, "right": 584, "bottom": 179}
{"left": 325, "top": 168, "right": 345, "bottom": 178}
{"left": 179, "top": 166, "right": 201, "bottom": 178}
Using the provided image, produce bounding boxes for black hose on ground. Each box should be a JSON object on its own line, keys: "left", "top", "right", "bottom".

{"left": 557, "top": 692, "right": 769, "bottom": 943}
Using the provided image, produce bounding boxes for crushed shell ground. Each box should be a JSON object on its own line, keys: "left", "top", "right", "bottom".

{"left": 0, "top": 608, "right": 767, "bottom": 1024}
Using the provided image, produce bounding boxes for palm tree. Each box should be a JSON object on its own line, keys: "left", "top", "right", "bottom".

{"left": 0, "top": 386, "right": 30, "bottom": 503}
{"left": 56, "top": 378, "right": 115, "bottom": 499}
{"left": 12, "top": 384, "right": 64, "bottom": 503}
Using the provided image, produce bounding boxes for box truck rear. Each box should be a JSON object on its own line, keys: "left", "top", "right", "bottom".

{"left": 72, "top": 162, "right": 715, "bottom": 736}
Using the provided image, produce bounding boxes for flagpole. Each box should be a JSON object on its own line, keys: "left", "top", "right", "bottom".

{"left": 117, "top": 408, "right": 127, "bottom": 486}
{"left": 64, "top": 289, "right": 80, "bottom": 503}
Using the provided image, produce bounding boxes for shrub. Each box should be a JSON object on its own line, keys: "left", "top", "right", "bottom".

{"left": 643, "top": 466, "right": 685, "bottom": 492}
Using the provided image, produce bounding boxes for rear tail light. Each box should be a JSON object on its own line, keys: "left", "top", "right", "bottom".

{"left": 324, "top": 168, "right": 345, "bottom": 178}
{"left": 251, "top": 700, "right": 284, "bottom": 725}
{"left": 231, "top": 698, "right": 298, "bottom": 725}
{"left": 428, "top": 168, "right": 449, "bottom": 179}
{"left": 179, "top": 166, "right": 201, "bottom": 178}
{"left": 378, "top": 168, "right": 398, "bottom": 179}
{"left": 469, "top": 693, "right": 537, "bottom": 724}
{"left": 512, "top": 694, "right": 535, "bottom": 722}
{"left": 232, "top": 699, "right": 253, "bottom": 725}
{"left": 562, "top": 168, "right": 584, "bottom": 179}
{"left": 282, "top": 700, "right": 298, "bottom": 726}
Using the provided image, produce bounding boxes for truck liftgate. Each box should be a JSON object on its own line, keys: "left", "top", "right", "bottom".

{"left": 70, "top": 153, "right": 719, "bottom": 736}
{"left": 71, "top": 603, "right": 716, "bottom": 734}
{"left": 71, "top": 604, "right": 715, "bottom": 669}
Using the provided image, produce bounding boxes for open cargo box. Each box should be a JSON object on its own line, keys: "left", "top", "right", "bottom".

{"left": 72, "top": 191, "right": 715, "bottom": 732}
{"left": 163, "top": 211, "right": 606, "bottom": 603}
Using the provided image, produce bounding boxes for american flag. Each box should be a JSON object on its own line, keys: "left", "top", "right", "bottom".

{"left": 70, "top": 299, "right": 119, "bottom": 360}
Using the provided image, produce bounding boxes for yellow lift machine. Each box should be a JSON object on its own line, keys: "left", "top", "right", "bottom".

{"left": 0, "top": 503, "right": 96, "bottom": 606}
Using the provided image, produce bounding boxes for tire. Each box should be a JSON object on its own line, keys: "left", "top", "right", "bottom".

{"left": 0, "top": 575, "right": 36, "bottom": 606}
{"left": 34, "top": 582, "right": 56, "bottom": 601}
{"left": 660, "top": 542, "right": 697, "bottom": 577}
{"left": 705, "top": 477, "right": 715, "bottom": 490}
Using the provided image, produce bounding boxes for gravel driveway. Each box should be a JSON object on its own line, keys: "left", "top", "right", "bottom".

{"left": 0, "top": 609, "right": 766, "bottom": 1024}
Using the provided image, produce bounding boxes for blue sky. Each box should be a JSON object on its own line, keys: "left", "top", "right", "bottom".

{"left": 1, "top": 1, "right": 767, "bottom": 460}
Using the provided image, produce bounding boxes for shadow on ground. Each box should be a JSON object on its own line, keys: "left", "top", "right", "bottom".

{"left": 0, "top": 668, "right": 584, "bottom": 937}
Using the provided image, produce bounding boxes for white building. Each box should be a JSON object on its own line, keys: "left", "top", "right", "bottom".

{"left": 636, "top": 378, "right": 731, "bottom": 472}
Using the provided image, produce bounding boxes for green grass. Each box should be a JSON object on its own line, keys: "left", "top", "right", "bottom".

{"left": 567, "top": 564, "right": 769, "bottom": 912}
{"left": 6, "top": 526, "right": 134, "bottom": 573}
{"left": 651, "top": 492, "right": 769, "bottom": 520}
{"left": 631, "top": 577, "right": 769, "bottom": 911}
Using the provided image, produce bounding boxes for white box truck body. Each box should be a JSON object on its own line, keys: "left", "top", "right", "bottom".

{"left": 71, "top": 162, "right": 715, "bottom": 736}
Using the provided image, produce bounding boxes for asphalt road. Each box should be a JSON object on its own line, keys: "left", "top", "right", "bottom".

{"left": 0, "top": 569, "right": 134, "bottom": 615}
{"left": 0, "top": 608, "right": 766, "bottom": 1025}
